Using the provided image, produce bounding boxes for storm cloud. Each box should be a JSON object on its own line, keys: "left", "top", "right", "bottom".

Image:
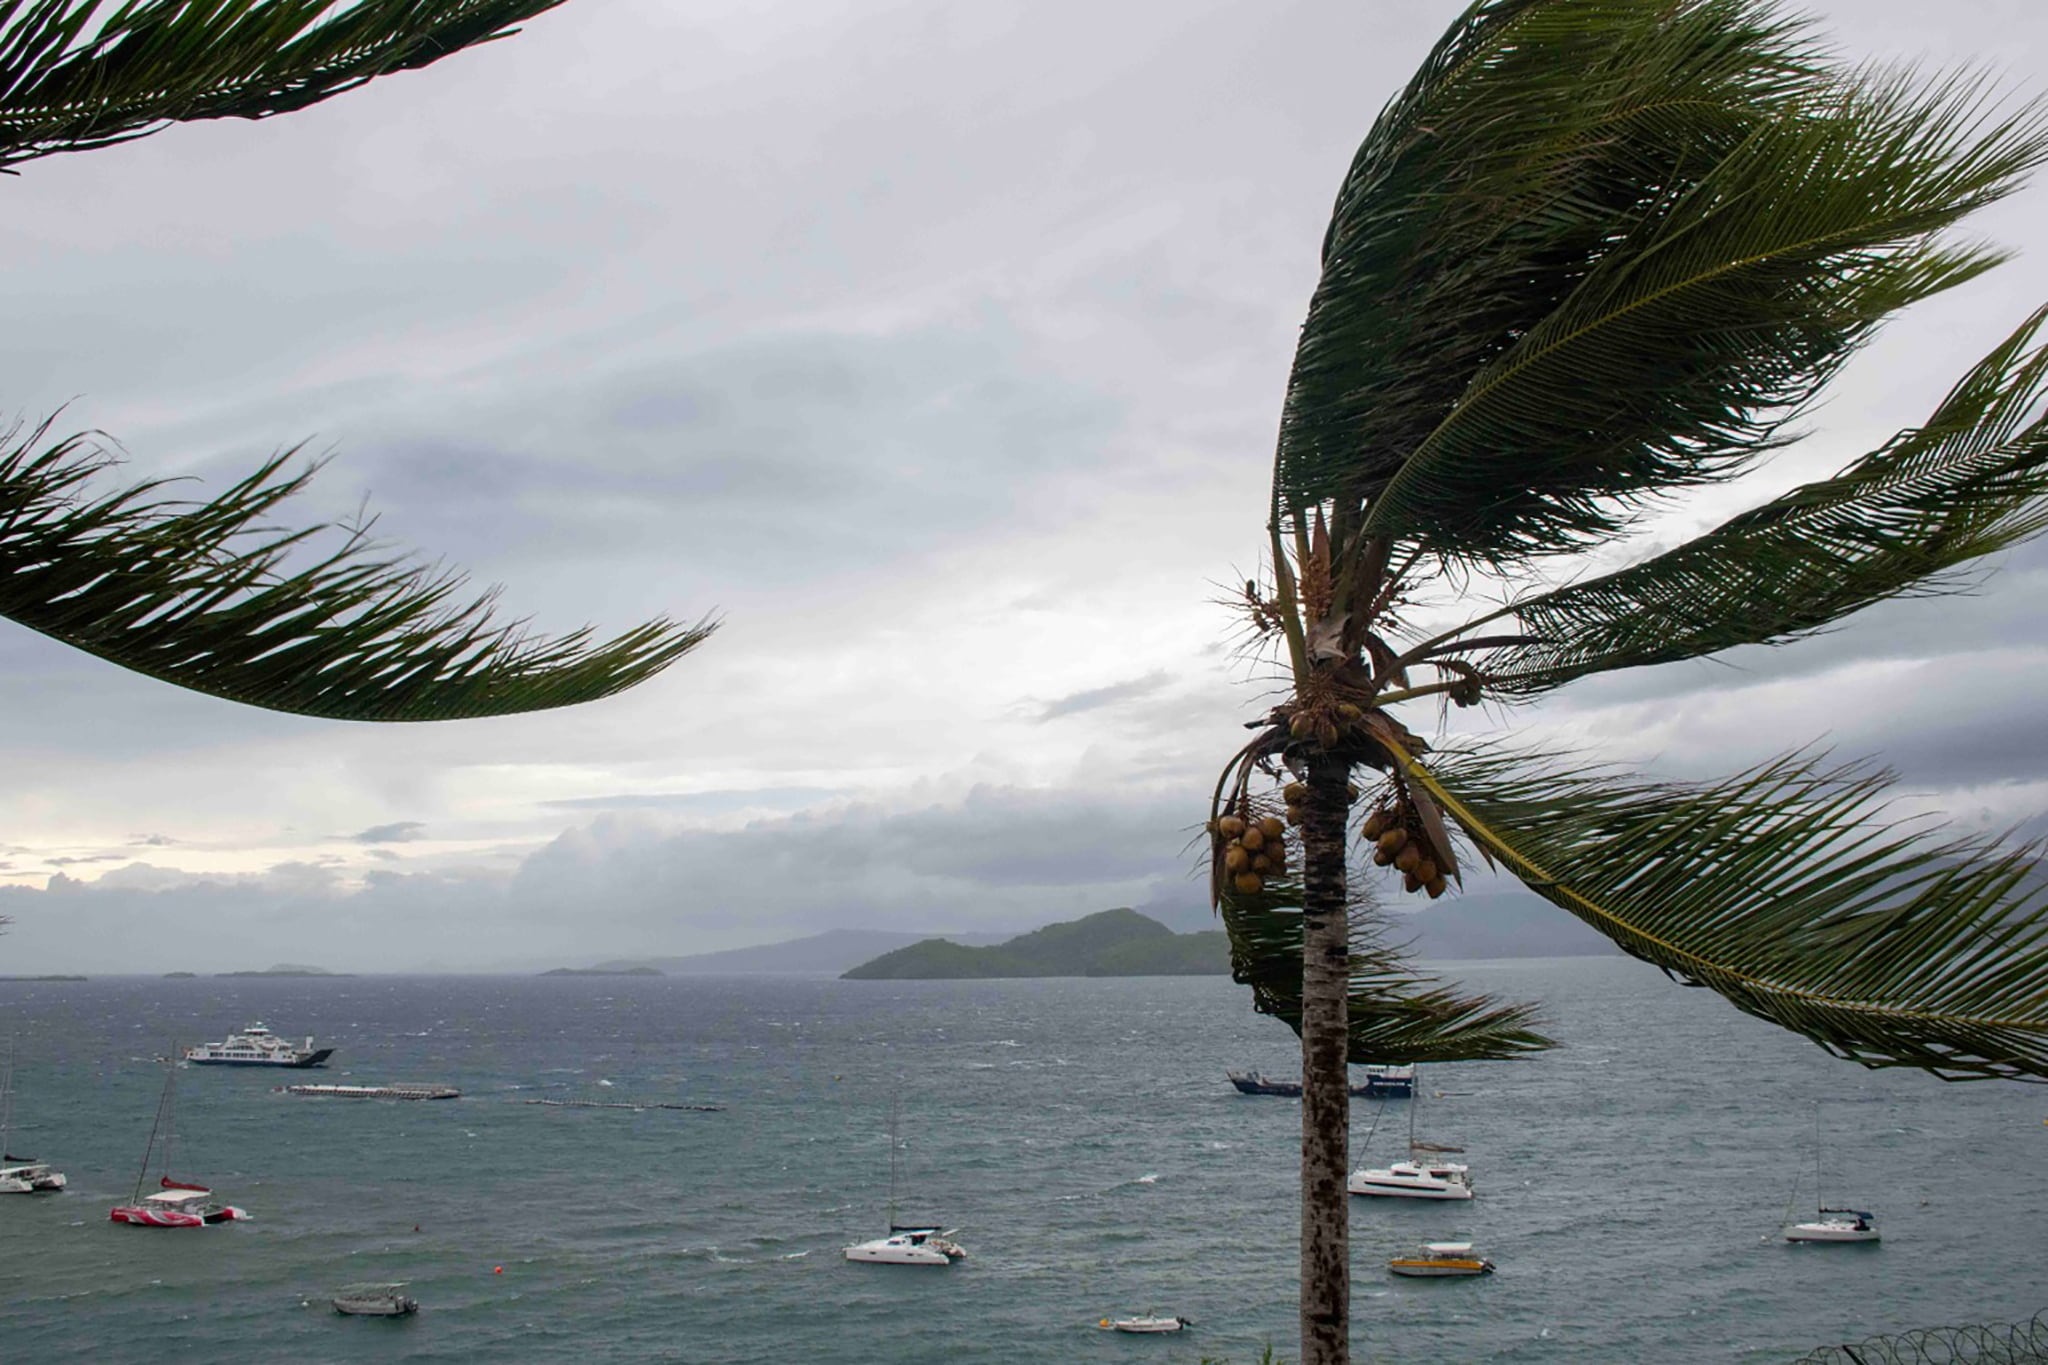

{"left": 2, "top": 1, "right": 2045, "bottom": 970}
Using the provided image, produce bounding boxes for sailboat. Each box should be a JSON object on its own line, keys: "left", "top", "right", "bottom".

{"left": 843, "top": 1092, "right": 965, "bottom": 1266}
{"left": 109, "top": 1052, "right": 246, "bottom": 1228}
{"left": 1348, "top": 1067, "right": 1473, "bottom": 1200}
{"left": 1782, "top": 1105, "right": 1878, "bottom": 1244}
{"left": 0, "top": 1038, "right": 66, "bottom": 1194}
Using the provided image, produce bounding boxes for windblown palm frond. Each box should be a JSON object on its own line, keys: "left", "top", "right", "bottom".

{"left": 0, "top": 0, "right": 568, "bottom": 169}
{"left": 1275, "top": 0, "right": 2046, "bottom": 565}
{"left": 1398, "top": 746, "right": 2048, "bottom": 1081}
{"left": 1220, "top": 882, "right": 1551, "bottom": 1064}
{"left": 0, "top": 426, "right": 712, "bottom": 720}
{"left": 1465, "top": 305, "right": 2048, "bottom": 696}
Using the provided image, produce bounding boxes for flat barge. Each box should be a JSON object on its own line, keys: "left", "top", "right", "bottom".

{"left": 282, "top": 1084, "right": 460, "bottom": 1101}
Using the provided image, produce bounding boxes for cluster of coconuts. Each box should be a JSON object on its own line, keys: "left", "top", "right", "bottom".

{"left": 1285, "top": 701, "right": 1366, "bottom": 751}
{"left": 1216, "top": 812, "right": 1289, "bottom": 896}
{"left": 1362, "top": 805, "right": 1448, "bottom": 899}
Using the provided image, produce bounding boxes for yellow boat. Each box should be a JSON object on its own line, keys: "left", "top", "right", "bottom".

{"left": 1388, "top": 1241, "right": 1495, "bottom": 1278}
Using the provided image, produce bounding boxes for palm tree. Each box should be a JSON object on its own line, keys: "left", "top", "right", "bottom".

{"left": 0, "top": 2, "right": 711, "bottom": 728}
{"left": 1207, "top": 4, "right": 2048, "bottom": 1363}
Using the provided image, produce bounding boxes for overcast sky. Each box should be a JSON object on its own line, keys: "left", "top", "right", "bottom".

{"left": 2, "top": 0, "right": 2045, "bottom": 972}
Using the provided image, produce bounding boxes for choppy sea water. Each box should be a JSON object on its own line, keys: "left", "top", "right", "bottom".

{"left": 0, "top": 960, "right": 2043, "bottom": 1364}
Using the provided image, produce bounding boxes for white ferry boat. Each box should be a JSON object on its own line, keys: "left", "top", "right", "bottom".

{"left": 184, "top": 1023, "right": 333, "bottom": 1068}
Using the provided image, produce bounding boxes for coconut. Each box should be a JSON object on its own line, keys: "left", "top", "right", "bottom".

{"left": 1241, "top": 826, "right": 1266, "bottom": 852}
{"left": 1217, "top": 815, "right": 1246, "bottom": 838}
{"left": 1403, "top": 871, "right": 1423, "bottom": 894}
{"left": 1224, "top": 846, "right": 1250, "bottom": 873}
{"left": 1258, "top": 816, "right": 1285, "bottom": 841}
{"left": 1360, "top": 811, "right": 1385, "bottom": 841}
{"left": 1251, "top": 854, "right": 1274, "bottom": 874}
{"left": 1234, "top": 872, "right": 1264, "bottom": 895}
{"left": 1394, "top": 845, "right": 1421, "bottom": 875}
{"left": 1376, "top": 827, "right": 1408, "bottom": 856}
{"left": 1283, "top": 782, "right": 1307, "bottom": 804}
{"left": 1426, "top": 875, "right": 1447, "bottom": 899}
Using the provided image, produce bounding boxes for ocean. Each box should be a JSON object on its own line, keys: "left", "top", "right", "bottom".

{"left": 0, "top": 959, "right": 2042, "bottom": 1364}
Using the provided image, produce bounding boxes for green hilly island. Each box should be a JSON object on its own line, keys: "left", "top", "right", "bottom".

{"left": 841, "top": 908, "right": 1229, "bottom": 979}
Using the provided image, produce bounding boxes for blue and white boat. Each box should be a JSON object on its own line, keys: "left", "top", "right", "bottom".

{"left": 185, "top": 1023, "right": 333, "bottom": 1068}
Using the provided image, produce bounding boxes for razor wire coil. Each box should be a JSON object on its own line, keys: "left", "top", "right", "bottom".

{"left": 1791, "top": 1310, "right": 2048, "bottom": 1364}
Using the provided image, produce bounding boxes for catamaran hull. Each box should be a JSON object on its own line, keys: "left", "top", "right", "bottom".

{"left": 1349, "top": 1179, "right": 1473, "bottom": 1200}
{"left": 109, "top": 1204, "right": 245, "bottom": 1227}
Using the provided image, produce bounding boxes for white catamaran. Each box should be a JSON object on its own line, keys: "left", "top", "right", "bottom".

{"left": 844, "top": 1094, "right": 965, "bottom": 1267}
{"left": 0, "top": 1038, "right": 66, "bottom": 1194}
{"left": 1349, "top": 1067, "right": 1473, "bottom": 1200}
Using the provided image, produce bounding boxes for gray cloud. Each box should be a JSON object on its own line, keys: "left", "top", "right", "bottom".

{"left": 350, "top": 821, "right": 426, "bottom": 845}
{"left": 1037, "top": 670, "right": 1172, "bottom": 721}
{"left": 0, "top": 0, "right": 2042, "bottom": 974}
{"left": 542, "top": 787, "right": 842, "bottom": 813}
{"left": 0, "top": 782, "right": 1207, "bottom": 972}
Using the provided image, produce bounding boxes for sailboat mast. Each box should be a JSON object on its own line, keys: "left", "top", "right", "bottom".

{"left": 132, "top": 1055, "right": 174, "bottom": 1203}
{"left": 1407, "top": 1067, "right": 1420, "bottom": 1154}
{"left": 2, "top": 1036, "right": 14, "bottom": 1158}
{"left": 887, "top": 1089, "right": 900, "bottom": 1227}
{"left": 1813, "top": 1103, "right": 1824, "bottom": 1215}
{"left": 163, "top": 1047, "right": 177, "bottom": 1181}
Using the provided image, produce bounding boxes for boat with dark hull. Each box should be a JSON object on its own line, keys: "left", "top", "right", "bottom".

{"left": 1228, "top": 1068, "right": 1414, "bottom": 1098}
{"left": 186, "top": 1023, "right": 332, "bottom": 1068}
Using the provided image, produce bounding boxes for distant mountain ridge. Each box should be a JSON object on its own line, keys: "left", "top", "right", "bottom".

{"left": 593, "top": 928, "right": 1012, "bottom": 977}
{"left": 841, "top": 908, "right": 1229, "bottom": 979}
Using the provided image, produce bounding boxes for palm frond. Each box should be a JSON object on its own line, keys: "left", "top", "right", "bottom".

{"left": 0, "top": 0, "right": 568, "bottom": 169}
{"left": 1470, "top": 305, "right": 2048, "bottom": 696}
{"left": 1275, "top": 0, "right": 2047, "bottom": 565}
{"left": 0, "top": 425, "right": 713, "bottom": 720}
{"left": 1220, "top": 879, "right": 1552, "bottom": 1064}
{"left": 1399, "top": 745, "right": 2048, "bottom": 1081}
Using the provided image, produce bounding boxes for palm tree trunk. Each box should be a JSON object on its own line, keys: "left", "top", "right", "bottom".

{"left": 1298, "top": 751, "right": 1353, "bottom": 1365}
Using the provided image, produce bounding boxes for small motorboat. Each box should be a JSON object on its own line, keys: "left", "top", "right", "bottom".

{"left": 1784, "top": 1208, "right": 1880, "bottom": 1244}
{"left": 1099, "top": 1314, "right": 1191, "bottom": 1334}
{"left": 331, "top": 1284, "right": 419, "bottom": 1317}
{"left": 1388, "top": 1242, "right": 1495, "bottom": 1278}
